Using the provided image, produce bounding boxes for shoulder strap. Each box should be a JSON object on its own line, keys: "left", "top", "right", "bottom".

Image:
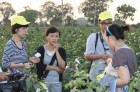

{"left": 42, "top": 53, "right": 56, "bottom": 79}
{"left": 94, "top": 32, "right": 99, "bottom": 54}
{"left": 99, "top": 32, "right": 109, "bottom": 53}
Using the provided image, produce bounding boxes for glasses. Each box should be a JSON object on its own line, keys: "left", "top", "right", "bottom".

{"left": 101, "top": 22, "right": 112, "bottom": 26}
{"left": 106, "top": 27, "right": 112, "bottom": 36}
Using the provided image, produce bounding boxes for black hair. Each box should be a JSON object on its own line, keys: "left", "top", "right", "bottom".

{"left": 11, "top": 24, "right": 29, "bottom": 34}
{"left": 106, "top": 24, "right": 130, "bottom": 40}
{"left": 45, "top": 27, "right": 60, "bottom": 36}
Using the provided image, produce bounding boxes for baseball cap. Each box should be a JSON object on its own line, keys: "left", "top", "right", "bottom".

{"left": 98, "top": 11, "right": 112, "bottom": 21}
{"left": 11, "top": 16, "right": 30, "bottom": 26}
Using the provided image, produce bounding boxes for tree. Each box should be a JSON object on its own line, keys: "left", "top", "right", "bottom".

{"left": 114, "top": 4, "right": 136, "bottom": 23}
{"left": 0, "top": 2, "right": 15, "bottom": 24}
{"left": 41, "top": 1, "right": 73, "bottom": 26}
{"left": 79, "top": 0, "right": 113, "bottom": 26}
{"left": 19, "top": 6, "right": 42, "bottom": 25}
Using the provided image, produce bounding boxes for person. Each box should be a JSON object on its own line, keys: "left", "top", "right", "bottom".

{"left": 84, "top": 11, "right": 114, "bottom": 81}
{"left": 36, "top": 27, "right": 67, "bottom": 92}
{"left": 99, "top": 24, "right": 137, "bottom": 91}
{"left": 2, "top": 16, "right": 40, "bottom": 74}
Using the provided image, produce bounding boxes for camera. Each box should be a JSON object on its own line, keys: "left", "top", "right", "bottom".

{"left": 0, "top": 73, "right": 28, "bottom": 92}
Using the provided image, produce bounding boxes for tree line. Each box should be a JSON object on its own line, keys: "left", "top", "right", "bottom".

{"left": 0, "top": 0, "right": 136, "bottom": 26}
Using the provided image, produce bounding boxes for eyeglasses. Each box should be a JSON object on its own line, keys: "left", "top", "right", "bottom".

{"left": 106, "top": 27, "right": 112, "bottom": 36}
{"left": 101, "top": 22, "right": 112, "bottom": 26}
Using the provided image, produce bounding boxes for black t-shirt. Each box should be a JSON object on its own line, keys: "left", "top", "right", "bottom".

{"left": 112, "top": 48, "right": 137, "bottom": 78}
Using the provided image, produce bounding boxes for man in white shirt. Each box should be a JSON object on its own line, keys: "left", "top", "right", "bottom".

{"left": 85, "top": 11, "right": 114, "bottom": 81}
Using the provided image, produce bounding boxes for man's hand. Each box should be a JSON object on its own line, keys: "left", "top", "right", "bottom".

{"left": 101, "top": 53, "right": 110, "bottom": 60}
{"left": 0, "top": 72, "right": 8, "bottom": 81}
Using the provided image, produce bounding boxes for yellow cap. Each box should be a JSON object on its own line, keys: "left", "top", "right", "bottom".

{"left": 98, "top": 11, "right": 112, "bottom": 21}
{"left": 11, "top": 16, "right": 30, "bottom": 26}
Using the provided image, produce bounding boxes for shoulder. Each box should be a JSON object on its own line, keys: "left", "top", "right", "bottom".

{"left": 5, "top": 39, "right": 14, "bottom": 48}
{"left": 37, "top": 45, "right": 45, "bottom": 52}
{"left": 6, "top": 39, "right": 13, "bottom": 45}
{"left": 38, "top": 45, "right": 44, "bottom": 50}
{"left": 58, "top": 47, "right": 66, "bottom": 52}
{"left": 87, "top": 32, "right": 99, "bottom": 40}
{"left": 113, "top": 49, "right": 126, "bottom": 59}
{"left": 88, "top": 33, "right": 97, "bottom": 38}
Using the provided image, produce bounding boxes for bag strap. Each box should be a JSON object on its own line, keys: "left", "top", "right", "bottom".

{"left": 42, "top": 53, "right": 56, "bottom": 79}
{"left": 99, "top": 32, "right": 109, "bottom": 53}
{"left": 94, "top": 32, "right": 99, "bottom": 54}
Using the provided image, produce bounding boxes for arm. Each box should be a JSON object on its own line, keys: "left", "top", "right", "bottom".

{"left": 10, "top": 63, "right": 25, "bottom": 68}
{"left": 85, "top": 54, "right": 107, "bottom": 61}
{"left": 112, "top": 51, "right": 130, "bottom": 88}
{"left": 2, "top": 43, "right": 24, "bottom": 68}
{"left": 116, "top": 66, "right": 130, "bottom": 88}
{"left": 84, "top": 33, "right": 109, "bottom": 61}
{"left": 55, "top": 48, "right": 66, "bottom": 69}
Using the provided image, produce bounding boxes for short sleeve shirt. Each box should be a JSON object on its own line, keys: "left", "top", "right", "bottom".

{"left": 85, "top": 32, "right": 113, "bottom": 56}
{"left": 112, "top": 48, "right": 137, "bottom": 78}
{"left": 85, "top": 32, "right": 114, "bottom": 80}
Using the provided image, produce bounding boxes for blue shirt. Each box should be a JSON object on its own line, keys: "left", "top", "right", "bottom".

{"left": 2, "top": 39, "right": 28, "bottom": 73}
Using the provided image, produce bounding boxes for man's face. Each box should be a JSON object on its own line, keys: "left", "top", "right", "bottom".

{"left": 98, "top": 19, "right": 112, "bottom": 33}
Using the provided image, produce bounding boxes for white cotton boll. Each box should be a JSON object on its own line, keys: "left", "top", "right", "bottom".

{"left": 1, "top": 36, "right": 4, "bottom": 38}
{"left": 75, "top": 58, "right": 80, "bottom": 64}
{"left": 65, "top": 66, "right": 70, "bottom": 69}
{"left": 35, "top": 52, "right": 41, "bottom": 57}
{"left": 46, "top": 87, "right": 49, "bottom": 92}
{"left": 75, "top": 64, "right": 79, "bottom": 71}
{"left": 36, "top": 88, "right": 40, "bottom": 92}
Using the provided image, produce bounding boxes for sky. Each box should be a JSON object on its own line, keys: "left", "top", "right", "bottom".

{"left": 0, "top": 0, "right": 140, "bottom": 24}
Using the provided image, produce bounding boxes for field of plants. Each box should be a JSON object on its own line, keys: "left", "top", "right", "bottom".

{"left": 0, "top": 26, "right": 140, "bottom": 92}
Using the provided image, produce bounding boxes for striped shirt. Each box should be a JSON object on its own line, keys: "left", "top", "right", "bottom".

{"left": 2, "top": 39, "right": 28, "bottom": 73}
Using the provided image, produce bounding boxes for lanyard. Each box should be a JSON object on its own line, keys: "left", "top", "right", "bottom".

{"left": 99, "top": 32, "right": 109, "bottom": 53}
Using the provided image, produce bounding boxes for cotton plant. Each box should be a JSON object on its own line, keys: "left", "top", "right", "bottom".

{"left": 0, "top": 36, "right": 4, "bottom": 39}
{"left": 75, "top": 58, "right": 80, "bottom": 71}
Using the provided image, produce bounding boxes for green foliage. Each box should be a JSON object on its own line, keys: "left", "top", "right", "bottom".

{"left": 41, "top": 1, "right": 73, "bottom": 26}
{"left": 22, "top": 66, "right": 47, "bottom": 92}
{"left": 0, "top": 26, "right": 140, "bottom": 91}
{"left": 19, "top": 8, "right": 42, "bottom": 24}
{"left": 0, "top": 2, "right": 15, "bottom": 24}
{"left": 127, "top": 28, "right": 140, "bottom": 65}
{"left": 79, "top": 0, "right": 113, "bottom": 24}
{"left": 114, "top": 4, "right": 136, "bottom": 22}
{"left": 128, "top": 67, "right": 140, "bottom": 92}
{"left": 65, "top": 71, "right": 105, "bottom": 92}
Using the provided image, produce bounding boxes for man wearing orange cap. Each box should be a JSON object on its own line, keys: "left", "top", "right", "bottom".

{"left": 85, "top": 11, "right": 114, "bottom": 81}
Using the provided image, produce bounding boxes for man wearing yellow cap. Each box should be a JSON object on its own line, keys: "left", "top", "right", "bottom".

{"left": 84, "top": 11, "right": 114, "bottom": 81}
{"left": 2, "top": 16, "right": 40, "bottom": 74}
